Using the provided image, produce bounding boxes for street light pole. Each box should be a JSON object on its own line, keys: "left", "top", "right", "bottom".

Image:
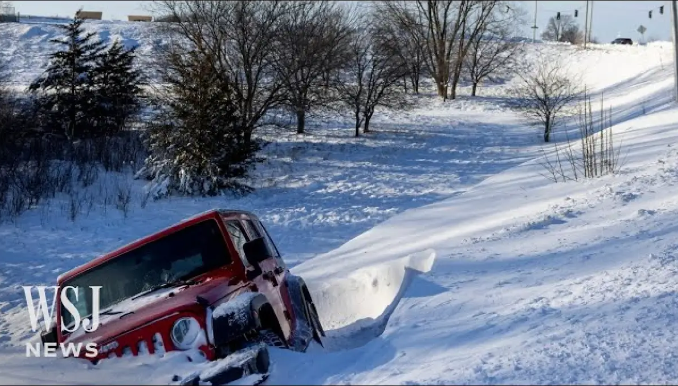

{"left": 588, "top": 1, "right": 594, "bottom": 43}
{"left": 584, "top": 1, "right": 589, "bottom": 49}
{"left": 671, "top": 0, "right": 678, "bottom": 102}
{"left": 532, "top": 0, "right": 538, "bottom": 43}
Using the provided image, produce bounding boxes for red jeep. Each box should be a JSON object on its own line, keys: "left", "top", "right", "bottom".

{"left": 40, "top": 209, "right": 324, "bottom": 385}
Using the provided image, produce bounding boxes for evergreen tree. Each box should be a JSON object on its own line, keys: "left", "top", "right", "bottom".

{"left": 29, "top": 15, "right": 106, "bottom": 140}
{"left": 91, "top": 39, "right": 143, "bottom": 136}
{"left": 139, "top": 48, "right": 261, "bottom": 197}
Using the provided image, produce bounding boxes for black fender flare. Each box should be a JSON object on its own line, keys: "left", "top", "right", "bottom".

{"left": 284, "top": 274, "right": 325, "bottom": 348}
{"left": 210, "top": 292, "right": 272, "bottom": 347}
{"left": 285, "top": 275, "right": 306, "bottom": 315}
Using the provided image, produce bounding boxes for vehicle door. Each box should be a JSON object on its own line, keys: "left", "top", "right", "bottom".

{"left": 224, "top": 219, "right": 291, "bottom": 337}
{"left": 242, "top": 219, "right": 298, "bottom": 326}
{"left": 249, "top": 219, "right": 287, "bottom": 285}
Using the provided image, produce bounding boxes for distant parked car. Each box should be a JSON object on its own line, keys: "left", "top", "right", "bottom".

{"left": 611, "top": 38, "right": 633, "bottom": 45}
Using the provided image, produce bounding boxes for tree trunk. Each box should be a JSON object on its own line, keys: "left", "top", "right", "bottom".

{"left": 296, "top": 109, "right": 305, "bottom": 134}
{"left": 544, "top": 117, "right": 551, "bottom": 142}
{"left": 403, "top": 77, "right": 408, "bottom": 93}
{"left": 471, "top": 82, "right": 478, "bottom": 96}
{"left": 354, "top": 109, "right": 361, "bottom": 137}
{"left": 244, "top": 129, "right": 253, "bottom": 147}
{"left": 364, "top": 112, "right": 373, "bottom": 133}
{"left": 449, "top": 65, "right": 462, "bottom": 100}
{"left": 436, "top": 81, "right": 446, "bottom": 98}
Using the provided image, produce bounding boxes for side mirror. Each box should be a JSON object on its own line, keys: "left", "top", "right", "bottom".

{"left": 41, "top": 323, "right": 58, "bottom": 344}
{"left": 243, "top": 237, "right": 272, "bottom": 266}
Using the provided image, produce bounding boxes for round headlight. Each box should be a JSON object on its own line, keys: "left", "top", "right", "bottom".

{"left": 170, "top": 317, "right": 200, "bottom": 350}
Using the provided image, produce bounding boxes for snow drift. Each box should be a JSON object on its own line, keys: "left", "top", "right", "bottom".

{"left": 297, "top": 249, "right": 436, "bottom": 349}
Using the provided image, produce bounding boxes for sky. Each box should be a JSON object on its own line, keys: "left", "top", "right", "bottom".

{"left": 6, "top": 1, "right": 674, "bottom": 43}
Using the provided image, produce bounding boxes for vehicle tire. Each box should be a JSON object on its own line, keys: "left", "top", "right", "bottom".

{"left": 246, "top": 344, "right": 271, "bottom": 375}
{"left": 258, "top": 329, "right": 287, "bottom": 349}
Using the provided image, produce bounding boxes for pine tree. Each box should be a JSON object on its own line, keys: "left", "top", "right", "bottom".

{"left": 139, "top": 49, "right": 261, "bottom": 197}
{"left": 29, "top": 15, "right": 106, "bottom": 140}
{"left": 91, "top": 39, "right": 143, "bottom": 136}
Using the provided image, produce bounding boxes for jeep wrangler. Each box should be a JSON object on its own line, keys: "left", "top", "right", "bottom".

{"left": 41, "top": 209, "right": 325, "bottom": 385}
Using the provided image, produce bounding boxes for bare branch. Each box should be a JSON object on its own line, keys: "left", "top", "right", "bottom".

{"left": 511, "top": 53, "right": 581, "bottom": 142}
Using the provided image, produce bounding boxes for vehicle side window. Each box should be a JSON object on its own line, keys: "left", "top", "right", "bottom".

{"left": 225, "top": 221, "right": 252, "bottom": 269}
{"left": 242, "top": 220, "right": 262, "bottom": 240}
{"left": 255, "top": 220, "right": 286, "bottom": 268}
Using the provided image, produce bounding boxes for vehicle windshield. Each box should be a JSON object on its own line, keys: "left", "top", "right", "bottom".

{"left": 60, "top": 219, "right": 231, "bottom": 330}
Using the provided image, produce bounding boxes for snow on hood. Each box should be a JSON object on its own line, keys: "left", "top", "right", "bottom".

{"left": 66, "top": 286, "right": 187, "bottom": 342}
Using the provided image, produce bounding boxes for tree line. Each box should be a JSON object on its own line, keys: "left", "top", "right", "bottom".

{"left": 0, "top": 0, "right": 528, "bottom": 215}
{"left": 141, "top": 0, "right": 526, "bottom": 196}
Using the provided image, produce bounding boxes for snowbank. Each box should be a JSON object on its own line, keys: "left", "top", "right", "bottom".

{"left": 299, "top": 249, "right": 435, "bottom": 335}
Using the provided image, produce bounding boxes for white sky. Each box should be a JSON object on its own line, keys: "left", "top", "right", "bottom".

{"left": 8, "top": 1, "right": 674, "bottom": 43}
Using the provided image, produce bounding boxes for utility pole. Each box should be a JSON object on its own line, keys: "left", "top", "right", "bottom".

{"left": 584, "top": 1, "right": 589, "bottom": 49}
{"left": 588, "top": 1, "right": 594, "bottom": 43}
{"left": 532, "top": 0, "right": 538, "bottom": 43}
{"left": 672, "top": 0, "right": 678, "bottom": 102}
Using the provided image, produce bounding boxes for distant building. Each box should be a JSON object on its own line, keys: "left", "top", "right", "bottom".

{"left": 0, "top": 3, "right": 18, "bottom": 23}
{"left": 75, "top": 10, "right": 102, "bottom": 20}
{"left": 128, "top": 15, "right": 152, "bottom": 22}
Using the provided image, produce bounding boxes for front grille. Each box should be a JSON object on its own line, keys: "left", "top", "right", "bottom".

{"left": 122, "top": 346, "right": 132, "bottom": 357}
{"left": 137, "top": 339, "right": 150, "bottom": 355}
{"left": 106, "top": 332, "right": 167, "bottom": 358}
{"left": 152, "top": 332, "right": 166, "bottom": 355}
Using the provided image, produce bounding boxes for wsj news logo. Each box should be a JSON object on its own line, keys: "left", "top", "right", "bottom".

{"left": 23, "top": 286, "right": 102, "bottom": 358}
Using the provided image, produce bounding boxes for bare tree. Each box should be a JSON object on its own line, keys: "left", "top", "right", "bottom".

{"left": 464, "top": 3, "right": 525, "bottom": 96}
{"left": 447, "top": 0, "right": 498, "bottom": 100}
{"left": 152, "top": 1, "right": 295, "bottom": 147}
{"left": 272, "top": 1, "right": 354, "bottom": 134}
{"left": 512, "top": 55, "right": 580, "bottom": 142}
{"left": 380, "top": 1, "right": 498, "bottom": 100}
{"left": 337, "top": 22, "right": 410, "bottom": 137}
{"left": 561, "top": 21, "right": 583, "bottom": 45}
{"left": 373, "top": 2, "right": 426, "bottom": 94}
{"left": 541, "top": 15, "right": 583, "bottom": 44}
{"left": 376, "top": 1, "right": 464, "bottom": 99}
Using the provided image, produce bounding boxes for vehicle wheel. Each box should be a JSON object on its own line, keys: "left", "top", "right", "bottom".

{"left": 247, "top": 344, "right": 271, "bottom": 375}
{"left": 258, "top": 329, "right": 287, "bottom": 349}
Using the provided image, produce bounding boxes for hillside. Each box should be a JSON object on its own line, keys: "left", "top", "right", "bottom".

{"left": 0, "top": 21, "right": 164, "bottom": 85}
{"left": 0, "top": 19, "right": 677, "bottom": 385}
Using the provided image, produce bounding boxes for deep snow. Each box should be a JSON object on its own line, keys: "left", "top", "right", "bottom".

{"left": 1, "top": 19, "right": 678, "bottom": 385}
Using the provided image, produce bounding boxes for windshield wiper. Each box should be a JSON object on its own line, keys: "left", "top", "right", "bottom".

{"left": 100, "top": 308, "right": 123, "bottom": 316}
{"left": 131, "top": 278, "right": 197, "bottom": 300}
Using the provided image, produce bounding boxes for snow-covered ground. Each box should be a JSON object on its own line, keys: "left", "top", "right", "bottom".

{"left": 1, "top": 19, "right": 678, "bottom": 385}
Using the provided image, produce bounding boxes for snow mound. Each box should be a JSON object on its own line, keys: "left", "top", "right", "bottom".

{"left": 19, "top": 25, "right": 50, "bottom": 40}
{"left": 297, "top": 249, "right": 435, "bottom": 349}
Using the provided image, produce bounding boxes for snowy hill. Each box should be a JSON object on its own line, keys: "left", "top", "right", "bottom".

{"left": 1, "top": 19, "right": 678, "bottom": 385}
{"left": 0, "top": 20, "right": 165, "bottom": 85}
